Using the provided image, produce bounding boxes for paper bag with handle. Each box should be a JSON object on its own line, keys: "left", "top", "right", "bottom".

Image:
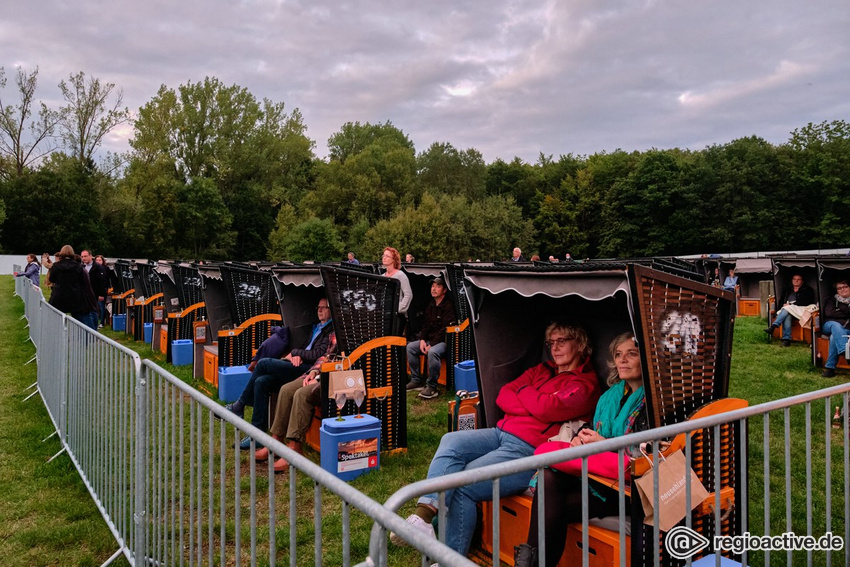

{"left": 634, "top": 448, "right": 710, "bottom": 532}
{"left": 328, "top": 368, "right": 366, "bottom": 399}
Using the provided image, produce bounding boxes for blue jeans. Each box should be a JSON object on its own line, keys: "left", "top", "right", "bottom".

{"left": 238, "top": 357, "right": 310, "bottom": 431}
{"left": 406, "top": 341, "right": 448, "bottom": 389}
{"left": 72, "top": 310, "right": 99, "bottom": 331}
{"left": 417, "top": 427, "right": 535, "bottom": 555}
{"left": 772, "top": 309, "right": 794, "bottom": 340}
{"left": 823, "top": 321, "right": 850, "bottom": 369}
{"left": 97, "top": 299, "right": 108, "bottom": 327}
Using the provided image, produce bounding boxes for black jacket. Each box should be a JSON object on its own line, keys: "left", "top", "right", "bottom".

{"left": 778, "top": 283, "right": 816, "bottom": 308}
{"left": 823, "top": 296, "right": 850, "bottom": 329}
{"left": 418, "top": 296, "right": 456, "bottom": 345}
{"left": 48, "top": 259, "right": 97, "bottom": 314}
{"left": 84, "top": 261, "right": 110, "bottom": 298}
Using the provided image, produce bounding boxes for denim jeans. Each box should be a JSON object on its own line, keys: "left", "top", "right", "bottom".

{"left": 417, "top": 427, "right": 535, "bottom": 555}
{"left": 822, "top": 320, "right": 850, "bottom": 369}
{"left": 238, "top": 357, "right": 310, "bottom": 431}
{"left": 72, "top": 310, "right": 99, "bottom": 331}
{"left": 97, "top": 299, "right": 108, "bottom": 327}
{"left": 773, "top": 308, "right": 794, "bottom": 340}
{"left": 406, "top": 341, "right": 448, "bottom": 388}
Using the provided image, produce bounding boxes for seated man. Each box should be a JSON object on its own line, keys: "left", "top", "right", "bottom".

{"left": 765, "top": 273, "right": 816, "bottom": 346}
{"left": 821, "top": 280, "right": 850, "bottom": 378}
{"left": 390, "top": 321, "right": 600, "bottom": 558}
{"left": 405, "top": 276, "right": 456, "bottom": 399}
{"left": 254, "top": 332, "right": 337, "bottom": 472}
{"left": 226, "top": 298, "right": 334, "bottom": 448}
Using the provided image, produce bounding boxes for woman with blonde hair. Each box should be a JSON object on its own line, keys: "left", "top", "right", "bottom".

{"left": 516, "top": 332, "right": 648, "bottom": 567}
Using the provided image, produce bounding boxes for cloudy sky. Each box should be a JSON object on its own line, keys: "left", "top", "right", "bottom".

{"left": 3, "top": 0, "right": 848, "bottom": 164}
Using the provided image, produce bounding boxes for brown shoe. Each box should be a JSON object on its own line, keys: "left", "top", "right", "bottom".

{"left": 255, "top": 447, "right": 270, "bottom": 462}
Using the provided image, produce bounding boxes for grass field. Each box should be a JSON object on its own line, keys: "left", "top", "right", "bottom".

{"left": 1, "top": 275, "right": 847, "bottom": 566}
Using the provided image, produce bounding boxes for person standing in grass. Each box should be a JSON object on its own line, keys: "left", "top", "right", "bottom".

{"left": 14, "top": 254, "right": 41, "bottom": 287}
{"left": 48, "top": 245, "right": 98, "bottom": 330}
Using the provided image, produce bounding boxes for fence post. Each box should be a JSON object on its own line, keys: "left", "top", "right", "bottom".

{"left": 134, "top": 364, "right": 149, "bottom": 564}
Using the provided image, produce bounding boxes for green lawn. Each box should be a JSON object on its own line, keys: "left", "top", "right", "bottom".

{"left": 1, "top": 276, "right": 847, "bottom": 566}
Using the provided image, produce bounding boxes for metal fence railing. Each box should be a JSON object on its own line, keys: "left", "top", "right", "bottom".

{"left": 12, "top": 274, "right": 850, "bottom": 567}
{"left": 12, "top": 280, "right": 473, "bottom": 567}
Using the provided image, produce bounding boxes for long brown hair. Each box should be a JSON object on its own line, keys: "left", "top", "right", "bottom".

{"left": 56, "top": 244, "right": 75, "bottom": 260}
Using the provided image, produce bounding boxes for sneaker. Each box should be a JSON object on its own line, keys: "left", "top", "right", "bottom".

{"left": 781, "top": 339, "right": 791, "bottom": 347}
{"left": 389, "top": 514, "right": 435, "bottom": 547}
{"left": 418, "top": 386, "right": 440, "bottom": 400}
{"left": 239, "top": 436, "right": 263, "bottom": 451}
{"left": 225, "top": 402, "right": 244, "bottom": 419}
{"left": 406, "top": 380, "right": 424, "bottom": 392}
{"left": 823, "top": 367, "right": 837, "bottom": 378}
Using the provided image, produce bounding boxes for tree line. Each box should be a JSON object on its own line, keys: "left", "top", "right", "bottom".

{"left": 1, "top": 68, "right": 848, "bottom": 263}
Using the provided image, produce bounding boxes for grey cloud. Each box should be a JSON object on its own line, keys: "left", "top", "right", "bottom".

{"left": 1, "top": 0, "right": 848, "bottom": 163}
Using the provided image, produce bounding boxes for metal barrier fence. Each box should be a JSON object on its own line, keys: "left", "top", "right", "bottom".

{"left": 12, "top": 277, "right": 850, "bottom": 566}
{"left": 12, "top": 281, "right": 474, "bottom": 567}
{"left": 369, "top": 387, "right": 850, "bottom": 567}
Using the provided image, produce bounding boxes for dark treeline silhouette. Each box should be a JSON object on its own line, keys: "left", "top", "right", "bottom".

{"left": 1, "top": 75, "right": 848, "bottom": 262}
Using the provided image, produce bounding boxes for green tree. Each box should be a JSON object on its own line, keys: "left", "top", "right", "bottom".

{"left": 278, "top": 217, "right": 344, "bottom": 263}
{"left": 128, "top": 78, "right": 315, "bottom": 259}
{"left": 784, "top": 120, "right": 850, "bottom": 248}
{"left": 176, "top": 177, "right": 235, "bottom": 259}
{"left": 266, "top": 203, "right": 298, "bottom": 261}
{"left": 362, "top": 192, "right": 533, "bottom": 262}
{"left": 416, "top": 142, "right": 486, "bottom": 200}
{"left": 58, "top": 71, "right": 130, "bottom": 167}
{"left": 0, "top": 66, "right": 61, "bottom": 178}
{"left": 302, "top": 121, "right": 416, "bottom": 228}
{"left": 0, "top": 153, "right": 105, "bottom": 253}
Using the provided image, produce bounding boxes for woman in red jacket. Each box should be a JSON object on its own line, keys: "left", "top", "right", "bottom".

{"left": 390, "top": 321, "right": 601, "bottom": 557}
{"left": 515, "top": 332, "right": 648, "bottom": 567}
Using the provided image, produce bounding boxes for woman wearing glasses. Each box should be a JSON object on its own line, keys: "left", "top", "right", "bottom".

{"left": 821, "top": 280, "right": 850, "bottom": 378}
{"left": 515, "top": 332, "right": 648, "bottom": 567}
{"left": 390, "top": 321, "right": 600, "bottom": 558}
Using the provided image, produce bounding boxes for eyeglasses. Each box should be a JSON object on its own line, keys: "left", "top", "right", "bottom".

{"left": 837, "top": 285, "right": 849, "bottom": 290}
{"left": 317, "top": 305, "right": 330, "bottom": 310}
{"left": 545, "top": 337, "right": 575, "bottom": 349}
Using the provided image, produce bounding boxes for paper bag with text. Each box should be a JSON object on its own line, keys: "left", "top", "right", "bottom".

{"left": 634, "top": 449, "right": 710, "bottom": 532}
{"left": 328, "top": 368, "right": 366, "bottom": 400}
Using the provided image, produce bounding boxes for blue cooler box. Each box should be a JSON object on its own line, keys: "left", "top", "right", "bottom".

{"left": 143, "top": 323, "right": 153, "bottom": 343}
{"left": 171, "top": 339, "right": 193, "bottom": 366}
{"left": 454, "top": 360, "right": 478, "bottom": 393}
{"left": 112, "top": 314, "right": 126, "bottom": 332}
{"left": 218, "top": 365, "right": 251, "bottom": 403}
{"left": 320, "top": 415, "right": 381, "bottom": 481}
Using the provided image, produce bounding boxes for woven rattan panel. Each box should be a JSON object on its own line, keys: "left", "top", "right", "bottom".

{"left": 320, "top": 266, "right": 399, "bottom": 355}
{"left": 218, "top": 319, "right": 274, "bottom": 367}
{"left": 219, "top": 265, "right": 278, "bottom": 327}
{"left": 320, "top": 343, "right": 408, "bottom": 452}
{"left": 171, "top": 264, "right": 205, "bottom": 310}
{"left": 114, "top": 260, "right": 136, "bottom": 296}
{"left": 636, "top": 273, "right": 727, "bottom": 427}
{"left": 135, "top": 262, "right": 163, "bottom": 298}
